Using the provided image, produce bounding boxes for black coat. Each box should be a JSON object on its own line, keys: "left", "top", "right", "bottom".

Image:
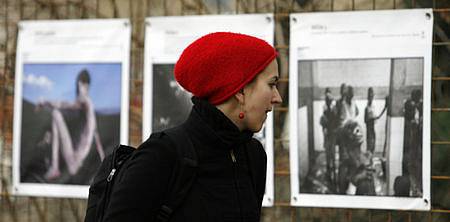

{"left": 103, "top": 98, "right": 267, "bottom": 222}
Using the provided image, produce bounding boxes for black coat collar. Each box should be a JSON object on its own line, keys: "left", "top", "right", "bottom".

{"left": 184, "top": 97, "right": 253, "bottom": 150}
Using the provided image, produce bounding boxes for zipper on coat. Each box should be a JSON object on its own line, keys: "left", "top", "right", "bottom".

{"left": 99, "top": 148, "right": 118, "bottom": 221}
{"left": 230, "top": 149, "right": 244, "bottom": 222}
{"left": 230, "top": 149, "right": 237, "bottom": 163}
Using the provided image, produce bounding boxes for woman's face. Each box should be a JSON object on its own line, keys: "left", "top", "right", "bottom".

{"left": 242, "top": 59, "right": 282, "bottom": 132}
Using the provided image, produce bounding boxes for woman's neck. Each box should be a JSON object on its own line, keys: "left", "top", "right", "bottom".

{"left": 216, "top": 101, "right": 244, "bottom": 132}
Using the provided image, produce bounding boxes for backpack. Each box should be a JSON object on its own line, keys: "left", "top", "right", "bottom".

{"left": 84, "top": 125, "right": 197, "bottom": 222}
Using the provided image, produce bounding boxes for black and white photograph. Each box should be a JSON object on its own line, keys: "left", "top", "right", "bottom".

{"left": 297, "top": 58, "right": 423, "bottom": 197}
{"left": 13, "top": 19, "right": 130, "bottom": 198}
{"left": 289, "top": 9, "right": 432, "bottom": 210}
{"left": 143, "top": 14, "right": 276, "bottom": 206}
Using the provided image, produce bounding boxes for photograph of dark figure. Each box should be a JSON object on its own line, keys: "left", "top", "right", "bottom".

{"left": 339, "top": 119, "right": 375, "bottom": 195}
{"left": 339, "top": 85, "right": 359, "bottom": 124}
{"left": 298, "top": 58, "right": 423, "bottom": 197}
{"left": 400, "top": 89, "right": 423, "bottom": 197}
{"left": 364, "top": 87, "right": 387, "bottom": 155}
{"left": 152, "top": 64, "right": 192, "bottom": 132}
{"left": 319, "top": 88, "right": 338, "bottom": 191}
{"left": 336, "top": 85, "right": 362, "bottom": 194}
{"left": 20, "top": 64, "right": 121, "bottom": 185}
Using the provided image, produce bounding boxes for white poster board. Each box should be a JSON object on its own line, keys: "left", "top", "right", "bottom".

{"left": 13, "top": 19, "right": 130, "bottom": 198}
{"left": 143, "top": 14, "right": 276, "bottom": 206}
{"left": 289, "top": 9, "right": 432, "bottom": 210}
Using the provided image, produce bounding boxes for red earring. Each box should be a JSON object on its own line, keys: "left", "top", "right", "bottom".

{"left": 239, "top": 112, "right": 245, "bottom": 119}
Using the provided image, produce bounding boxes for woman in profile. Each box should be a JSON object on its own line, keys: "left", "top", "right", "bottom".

{"left": 103, "top": 32, "right": 282, "bottom": 221}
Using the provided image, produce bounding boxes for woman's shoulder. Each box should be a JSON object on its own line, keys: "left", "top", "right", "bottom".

{"left": 129, "top": 133, "right": 179, "bottom": 166}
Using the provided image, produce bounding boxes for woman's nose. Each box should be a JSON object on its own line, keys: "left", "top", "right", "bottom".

{"left": 272, "top": 88, "right": 282, "bottom": 104}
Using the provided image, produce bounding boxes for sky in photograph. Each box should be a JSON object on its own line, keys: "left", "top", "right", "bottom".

{"left": 22, "top": 63, "right": 122, "bottom": 114}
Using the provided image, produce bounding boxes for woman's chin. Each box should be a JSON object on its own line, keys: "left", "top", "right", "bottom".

{"left": 251, "top": 122, "right": 265, "bottom": 133}
{"left": 245, "top": 114, "right": 267, "bottom": 133}
{"left": 250, "top": 128, "right": 262, "bottom": 133}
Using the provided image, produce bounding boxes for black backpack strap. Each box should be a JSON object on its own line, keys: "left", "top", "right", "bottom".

{"left": 86, "top": 144, "right": 135, "bottom": 222}
{"left": 155, "top": 124, "right": 198, "bottom": 222}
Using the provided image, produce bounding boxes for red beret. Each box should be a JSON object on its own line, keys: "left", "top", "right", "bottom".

{"left": 174, "top": 32, "right": 277, "bottom": 105}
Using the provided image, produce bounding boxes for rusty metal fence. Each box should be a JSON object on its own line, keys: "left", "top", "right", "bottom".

{"left": 0, "top": 0, "right": 449, "bottom": 221}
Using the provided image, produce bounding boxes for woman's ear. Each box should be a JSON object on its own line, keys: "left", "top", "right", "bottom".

{"left": 234, "top": 89, "right": 245, "bottom": 104}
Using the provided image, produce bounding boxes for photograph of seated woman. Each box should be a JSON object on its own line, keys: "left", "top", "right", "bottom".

{"left": 37, "top": 69, "right": 105, "bottom": 180}
{"left": 102, "top": 32, "right": 282, "bottom": 221}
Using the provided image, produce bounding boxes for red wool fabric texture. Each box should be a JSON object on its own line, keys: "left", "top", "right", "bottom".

{"left": 174, "top": 32, "right": 277, "bottom": 105}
